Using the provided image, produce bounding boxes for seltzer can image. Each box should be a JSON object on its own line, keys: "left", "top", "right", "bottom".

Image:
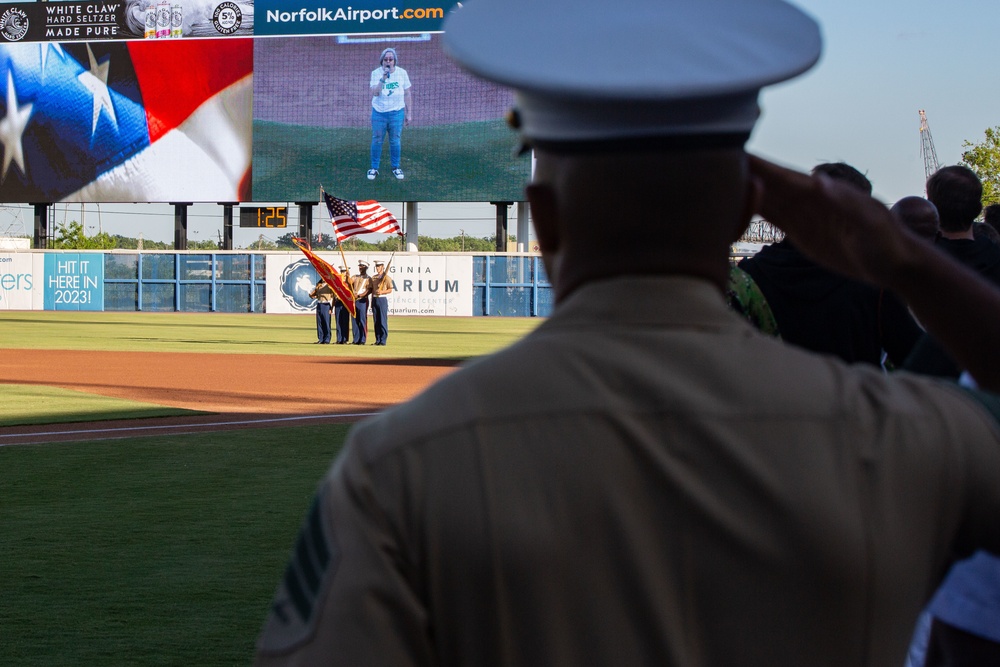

{"left": 170, "top": 4, "right": 183, "bottom": 38}
{"left": 144, "top": 2, "right": 156, "bottom": 38}
{"left": 155, "top": 0, "right": 170, "bottom": 38}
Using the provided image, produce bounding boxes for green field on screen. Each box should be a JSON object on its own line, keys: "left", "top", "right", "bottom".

{"left": 252, "top": 120, "right": 530, "bottom": 202}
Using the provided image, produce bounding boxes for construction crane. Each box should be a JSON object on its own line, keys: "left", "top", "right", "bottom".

{"left": 919, "top": 109, "right": 940, "bottom": 181}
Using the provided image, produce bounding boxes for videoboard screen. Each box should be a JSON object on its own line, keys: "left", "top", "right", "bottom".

{"left": 0, "top": 38, "right": 252, "bottom": 203}
{"left": 0, "top": 1, "right": 529, "bottom": 204}
{"left": 251, "top": 33, "right": 530, "bottom": 202}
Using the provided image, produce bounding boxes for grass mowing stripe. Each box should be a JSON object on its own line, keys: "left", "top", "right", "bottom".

{"left": 0, "top": 423, "right": 348, "bottom": 666}
{"left": 0, "top": 384, "right": 205, "bottom": 427}
{"left": 0, "top": 312, "right": 540, "bottom": 358}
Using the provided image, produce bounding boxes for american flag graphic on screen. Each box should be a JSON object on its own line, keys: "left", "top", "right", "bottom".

{"left": 0, "top": 38, "right": 252, "bottom": 203}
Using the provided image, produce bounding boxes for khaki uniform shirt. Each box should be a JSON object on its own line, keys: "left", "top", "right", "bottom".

{"left": 308, "top": 281, "right": 334, "bottom": 304}
{"left": 351, "top": 274, "right": 372, "bottom": 300}
{"left": 372, "top": 271, "right": 393, "bottom": 296}
{"left": 256, "top": 276, "right": 1000, "bottom": 667}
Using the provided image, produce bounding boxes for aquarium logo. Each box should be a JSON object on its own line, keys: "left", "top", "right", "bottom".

{"left": 279, "top": 259, "right": 319, "bottom": 312}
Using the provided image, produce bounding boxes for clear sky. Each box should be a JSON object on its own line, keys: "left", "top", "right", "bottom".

{"left": 1, "top": 0, "right": 997, "bottom": 246}
{"left": 749, "top": 0, "right": 998, "bottom": 204}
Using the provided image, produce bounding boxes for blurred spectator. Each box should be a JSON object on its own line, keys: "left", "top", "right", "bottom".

{"left": 890, "top": 196, "right": 939, "bottom": 242}
{"left": 984, "top": 203, "right": 1000, "bottom": 237}
{"left": 739, "top": 162, "right": 920, "bottom": 366}
{"left": 974, "top": 221, "right": 1000, "bottom": 247}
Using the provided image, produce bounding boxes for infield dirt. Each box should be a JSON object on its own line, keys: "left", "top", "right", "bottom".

{"left": 0, "top": 349, "right": 459, "bottom": 444}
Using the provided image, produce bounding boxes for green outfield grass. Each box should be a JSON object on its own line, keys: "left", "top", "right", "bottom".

{"left": 0, "top": 312, "right": 539, "bottom": 663}
{"left": 0, "top": 311, "right": 539, "bottom": 358}
{"left": 1, "top": 424, "right": 347, "bottom": 666}
{"left": 0, "top": 384, "right": 204, "bottom": 427}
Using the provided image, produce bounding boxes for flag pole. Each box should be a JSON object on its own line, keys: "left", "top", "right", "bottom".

{"left": 375, "top": 250, "right": 396, "bottom": 293}
{"left": 320, "top": 184, "right": 357, "bottom": 300}
{"left": 337, "top": 242, "right": 357, "bottom": 300}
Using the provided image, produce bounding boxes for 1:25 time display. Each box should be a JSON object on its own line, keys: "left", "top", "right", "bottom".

{"left": 239, "top": 206, "right": 288, "bottom": 228}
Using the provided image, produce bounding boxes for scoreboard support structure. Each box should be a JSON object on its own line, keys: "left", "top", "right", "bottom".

{"left": 296, "top": 202, "right": 316, "bottom": 242}
{"left": 491, "top": 202, "right": 513, "bottom": 252}
{"left": 221, "top": 204, "right": 235, "bottom": 250}
{"left": 172, "top": 203, "right": 192, "bottom": 251}
{"left": 32, "top": 203, "right": 49, "bottom": 250}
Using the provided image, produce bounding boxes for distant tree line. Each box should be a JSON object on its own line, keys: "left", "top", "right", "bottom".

{"left": 962, "top": 125, "right": 1000, "bottom": 207}
{"left": 273, "top": 233, "right": 509, "bottom": 252}
{"left": 47, "top": 220, "right": 219, "bottom": 250}
{"left": 42, "top": 221, "right": 514, "bottom": 252}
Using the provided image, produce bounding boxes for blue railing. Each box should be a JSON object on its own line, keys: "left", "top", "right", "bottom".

{"left": 472, "top": 255, "right": 552, "bottom": 317}
{"left": 104, "top": 253, "right": 267, "bottom": 313}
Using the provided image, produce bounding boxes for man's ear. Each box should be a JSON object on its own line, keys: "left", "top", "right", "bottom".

{"left": 526, "top": 183, "right": 560, "bottom": 254}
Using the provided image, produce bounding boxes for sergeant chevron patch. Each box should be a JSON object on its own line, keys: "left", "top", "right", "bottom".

{"left": 257, "top": 490, "right": 340, "bottom": 654}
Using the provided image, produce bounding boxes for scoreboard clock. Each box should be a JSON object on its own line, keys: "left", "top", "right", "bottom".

{"left": 239, "top": 206, "right": 288, "bottom": 228}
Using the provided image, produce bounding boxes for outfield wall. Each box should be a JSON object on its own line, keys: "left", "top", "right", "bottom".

{"left": 0, "top": 251, "right": 552, "bottom": 317}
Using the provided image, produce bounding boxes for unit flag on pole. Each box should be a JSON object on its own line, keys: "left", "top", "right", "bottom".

{"left": 292, "top": 237, "right": 357, "bottom": 318}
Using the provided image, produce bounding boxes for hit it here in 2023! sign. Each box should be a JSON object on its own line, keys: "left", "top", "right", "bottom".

{"left": 0, "top": 253, "right": 104, "bottom": 310}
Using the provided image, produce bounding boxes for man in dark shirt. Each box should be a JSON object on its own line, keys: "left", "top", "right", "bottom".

{"left": 928, "top": 166, "right": 1000, "bottom": 286}
{"left": 739, "top": 162, "right": 921, "bottom": 366}
{"left": 906, "top": 167, "right": 1000, "bottom": 378}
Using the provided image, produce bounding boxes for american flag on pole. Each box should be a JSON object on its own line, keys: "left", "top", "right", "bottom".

{"left": 0, "top": 39, "right": 252, "bottom": 202}
{"left": 323, "top": 191, "right": 402, "bottom": 243}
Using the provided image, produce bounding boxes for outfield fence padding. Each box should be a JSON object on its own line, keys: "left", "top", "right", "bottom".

{"left": 0, "top": 251, "right": 552, "bottom": 317}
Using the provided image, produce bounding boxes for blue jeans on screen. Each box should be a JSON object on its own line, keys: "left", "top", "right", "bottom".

{"left": 371, "top": 108, "right": 404, "bottom": 170}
